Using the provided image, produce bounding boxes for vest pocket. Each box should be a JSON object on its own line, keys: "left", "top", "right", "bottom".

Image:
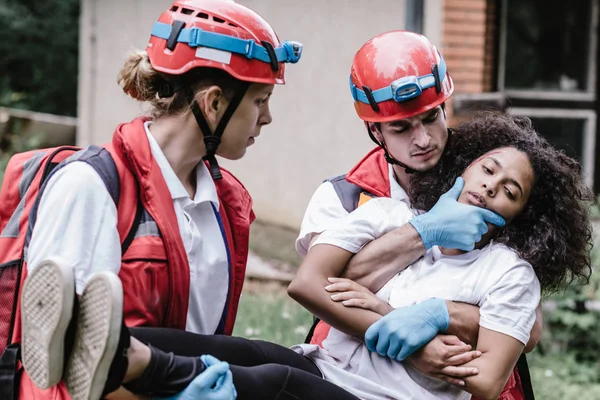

{"left": 120, "top": 238, "right": 169, "bottom": 327}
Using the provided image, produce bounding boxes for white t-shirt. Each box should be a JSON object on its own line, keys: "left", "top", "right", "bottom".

{"left": 295, "top": 164, "right": 413, "bottom": 257}
{"left": 27, "top": 122, "right": 229, "bottom": 334}
{"left": 293, "top": 198, "right": 541, "bottom": 400}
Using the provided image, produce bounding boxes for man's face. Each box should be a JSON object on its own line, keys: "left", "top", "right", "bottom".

{"left": 369, "top": 106, "right": 448, "bottom": 172}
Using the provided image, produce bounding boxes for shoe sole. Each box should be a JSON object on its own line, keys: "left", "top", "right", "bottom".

{"left": 20, "top": 258, "right": 74, "bottom": 389}
{"left": 65, "top": 271, "right": 123, "bottom": 400}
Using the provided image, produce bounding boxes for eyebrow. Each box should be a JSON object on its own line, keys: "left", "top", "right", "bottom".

{"left": 487, "top": 156, "right": 524, "bottom": 196}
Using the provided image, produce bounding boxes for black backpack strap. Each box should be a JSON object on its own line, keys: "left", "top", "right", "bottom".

{"left": 27, "top": 145, "right": 142, "bottom": 255}
{"left": 304, "top": 317, "right": 321, "bottom": 344}
{"left": 0, "top": 344, "right": 20, "bottom": 400}
{"left": 517, "top": 353, "right": 535, "bottom": 400}
{"left": 326, "top": 174, "right": 372, "bottom": 213}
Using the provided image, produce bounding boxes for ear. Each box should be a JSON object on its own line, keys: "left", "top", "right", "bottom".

{"left": 368, "top": 122, "right": 384, "bottom": 143}
{"left": 198, "top": 86, "right": 229, "bottom": 128}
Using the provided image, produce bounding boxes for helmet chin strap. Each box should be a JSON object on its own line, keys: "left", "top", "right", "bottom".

{"left": 185, "top": 83, "right": 250, "bottom": 180}
{"left": 365, "top": 124, "right": 416, "bottom": 174}
{"left": 365, "top": 124, "right": 453, "bottom": 175}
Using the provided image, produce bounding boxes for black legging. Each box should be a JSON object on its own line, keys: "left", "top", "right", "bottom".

{"left": 130, "top": 327, "right": 360, "bottom": 400}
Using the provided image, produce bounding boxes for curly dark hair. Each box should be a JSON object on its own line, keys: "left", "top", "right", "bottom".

{"left": 409, "top": 112, "right": 594, "bottom": 292}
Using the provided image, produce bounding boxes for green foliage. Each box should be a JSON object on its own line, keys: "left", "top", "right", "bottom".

{"left": 232, "top": 284, "right": 313, "bottom": 348}
{"left": 528, "top": 219, "right": 600, "bottom": 394}
{"left": 0, "top": 119, "right": 44, "bottom": 184}
{"left": 529, "top": 352, "right": 600, "bottom": 399}
{"left": 0, "top": 0, "right": 79, "bottom": 116}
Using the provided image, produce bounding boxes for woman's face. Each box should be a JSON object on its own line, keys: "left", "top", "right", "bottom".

{"left": 458, "top": 147, "right": 534, "bottom": 230}
{"left": 217, "top": 83, "right": 274, "bottom": 160}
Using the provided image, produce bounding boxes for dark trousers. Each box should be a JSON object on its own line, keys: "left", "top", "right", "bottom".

{"left": 130, "top": 327, "right": 360, "bottom": 400}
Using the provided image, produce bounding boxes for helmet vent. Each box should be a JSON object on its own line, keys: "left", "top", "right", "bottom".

{"left": 197, "top": 12, "right": 209, "bottom": 19}
{"left": 228, "top": 23, "right": 238, "bottom": 27}
{"left": 213, "top": 16, "right": 226, "bottom": 23}
{"left": 180, "top": 7, "right": 194, "bottom": 15}
{"left": 170, "top": 6, "right": 178, "bottom": 11}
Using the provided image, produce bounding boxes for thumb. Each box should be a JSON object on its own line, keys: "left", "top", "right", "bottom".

{"left": 364, "top": 323, "right": 380, "bottom": 353}
{"left": 192, "top": 362, "right": 230, "bottom": 390}
{"left": 444, "top": 177, "right": 464, "bottom": 200}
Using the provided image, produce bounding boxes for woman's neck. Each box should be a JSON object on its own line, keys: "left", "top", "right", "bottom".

{"left": 439, "top": 247, "right": 467, "bottom": 256}
{"left": 148, "top": 115, "right": 207, "bottom": 191}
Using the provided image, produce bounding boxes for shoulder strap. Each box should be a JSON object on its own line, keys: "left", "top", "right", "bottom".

{"left": 28, "top": 145, "right": 141, "bottom": 255}
{"left": 326, "top": 174, "right": 375, "bottom": 213}
{"left": 517, "top": 354, "right": 535, "bottom": 400}
{"left": 0, "top": 343, "right": 20, "bottom": 400}
{"left": 79, "top": 146, "right": 142, "bottom": 255}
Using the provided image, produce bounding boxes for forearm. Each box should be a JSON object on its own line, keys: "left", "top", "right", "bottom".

{"left": 288, "top": 244, "right": 382, "bottom": 337}
{"left": 445, "top": 301, "right": 480, "bottom": 346}
{"left": 460, "top": 328, "right": 524, "bottom": 400}
{"left": 340, "top": 223, "right": 425, "bottom": 292}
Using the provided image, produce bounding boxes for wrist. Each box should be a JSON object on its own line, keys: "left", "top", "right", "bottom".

{"left": 429, "top": 298, "right": 450, "bottom": 332}
{"left": 377, "top": 302, "right": 394, "bottom": 316}
{"left": 408, "top": 217, "right": 433, "bottom": 250}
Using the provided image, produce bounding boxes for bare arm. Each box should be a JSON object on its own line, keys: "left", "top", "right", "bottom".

{"left": 304, "top": 229, "right": 482, "bottom": 344}
{"left": 460, "top": 328, "right": 525, "bottom": 400}
{"left": 288, "top": 244, "right": 382, "bottom": 337}
{"left": 340, "top": 223, "right": 426, "bottom": 292}
{"left": 524, "top": 302, "right": 543, "bottom": 353}
{"left": 442, "top": 300, "right": 542, "bottom": 352}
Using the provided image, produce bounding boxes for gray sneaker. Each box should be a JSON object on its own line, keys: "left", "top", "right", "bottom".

{"left": 21, "top": 258, "right": 75, "bottom": 389}
{"left": 64, "top": 271, "right": 123, "bottom": 400}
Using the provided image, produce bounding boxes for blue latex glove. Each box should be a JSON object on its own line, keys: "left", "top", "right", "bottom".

{"left": 409, "top": 177, "right": 505, "bottom": 251}
{"left": 365, "top": 298, "right": 450, "bottom": 361}
{"left": 161, "top": 355, "right": 237, "bottom": 400}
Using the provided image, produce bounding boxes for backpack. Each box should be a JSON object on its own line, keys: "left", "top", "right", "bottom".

{"left": 303, "top": 174, "right": 535, "bottom": 400}
{"left": 0, "top": 145, "right": 142, "bottom": 399}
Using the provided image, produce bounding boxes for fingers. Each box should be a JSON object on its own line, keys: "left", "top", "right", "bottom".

{"left": 325, "top": 277, "right": 368, "bottom": 293}
{"left": 214, "top": 369, "right": 233, "bottom": 390}
{"left": 479, "top": 208, "right": 506, "bottom": 227}
{"left": 443, "top": 177, "right": 464, "bottom": 200}
{"left": 364, "top": 323, "right": 380, "bottom": 353}
{"left": 438, "top": 375, "right": 467, "bottom": 388}
{"left": 339, "top": 298, "right": 372, "bottom": 309}
{"left": 443, "top": 343, "right": 473, "bottom": 358}
{"left": 440, "top": 365, "right": 479, "bottom": 378}
{"left": 445, "top": 350, "right": 482, "bottom": 366}
{"left": 438, "top": 335, "right": 467, "bottom": 346}
{"left": 193, "top": 362, "right": 230, "bottom": 389}
{"left": 330, "top": 291, "right": 364, "bottom": 302}
{"left": 201, "top": 354, "right": 222, "bottom": 367}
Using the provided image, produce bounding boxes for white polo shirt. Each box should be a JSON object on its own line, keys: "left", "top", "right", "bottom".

{"left": 28, "top": 123, "right": 229, "bottom": 334}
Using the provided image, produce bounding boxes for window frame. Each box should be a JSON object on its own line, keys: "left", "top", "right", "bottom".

{"left": 508, "top": 107, "right": 597, "bottom": 186}
{"left": 497, "top": 0, "right": 598, "bottom": 100}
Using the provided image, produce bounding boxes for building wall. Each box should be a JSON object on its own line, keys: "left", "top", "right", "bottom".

{"left": 440, "top": 0, "right": 495, "bottom": 125}
{"left": 78, "top": 0, "right": 413, "bottom": 229}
